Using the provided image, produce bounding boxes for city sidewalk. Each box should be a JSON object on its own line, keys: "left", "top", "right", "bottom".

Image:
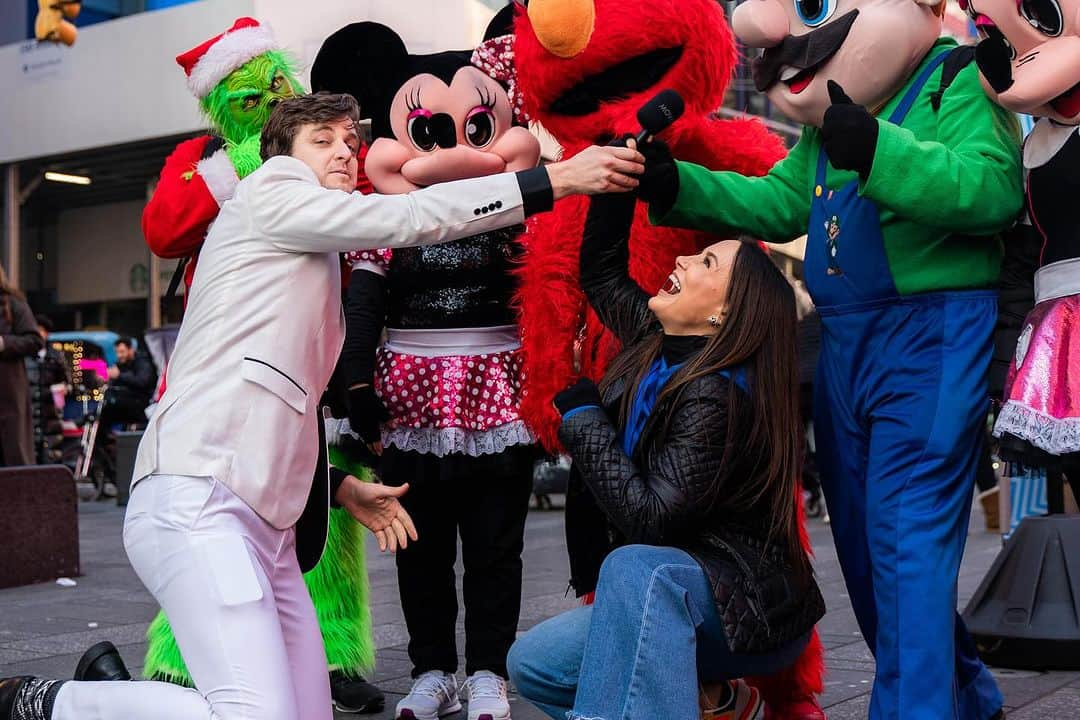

{"left": 0, "top": 500, "right": 1077, "bottom": 719}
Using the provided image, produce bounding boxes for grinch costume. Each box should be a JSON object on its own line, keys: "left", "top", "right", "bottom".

{"left": 141, "top": 18, "right": 381, "bottom": 714}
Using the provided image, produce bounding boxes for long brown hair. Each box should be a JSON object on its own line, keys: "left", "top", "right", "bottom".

{"left": 0, "top": 265, "right": 24, "bottom": 326}
{"left": 600, "top": 241, "right": 809, "bottom": 578}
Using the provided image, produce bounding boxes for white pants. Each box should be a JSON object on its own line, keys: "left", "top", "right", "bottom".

{"left": 52, "top": 474, "right": 332, "bottom": 720}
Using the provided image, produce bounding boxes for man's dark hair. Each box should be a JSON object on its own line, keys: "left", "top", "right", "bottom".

{"left": 35, "top": 314, "right": 54, "bottom": 332}
{"left": 116, "top": 336, "right": 134, "bottom": 349}
{"left": 260, "top": 92, "right": 362, "bottom": 161}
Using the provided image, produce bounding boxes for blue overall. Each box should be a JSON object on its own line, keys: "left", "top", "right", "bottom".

{"left": 806, "top": 53, "right": 1004, "bottom": 720}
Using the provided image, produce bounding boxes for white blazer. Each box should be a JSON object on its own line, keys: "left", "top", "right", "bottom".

{"left": 133, "top": 155, "right": 529, "bottom": 529}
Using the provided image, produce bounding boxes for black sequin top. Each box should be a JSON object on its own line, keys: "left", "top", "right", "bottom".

{"left": 385, "top": 226, "right": 523, "bottom": 329}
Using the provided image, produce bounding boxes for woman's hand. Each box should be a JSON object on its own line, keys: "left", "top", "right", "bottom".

{"left": 553, "top": 377, "right": 603, "bottom": 418}
{"left": 335, "top": 476, "right": 419, "bottom": 553}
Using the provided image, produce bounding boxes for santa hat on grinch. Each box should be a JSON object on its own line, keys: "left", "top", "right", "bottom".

{"left": 176, "top": 17, "right": 280, "bottom": 99}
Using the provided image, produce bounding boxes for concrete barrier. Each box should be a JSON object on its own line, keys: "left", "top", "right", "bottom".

{"left": 0, "top": 465, "right": 80, "bottom": 589}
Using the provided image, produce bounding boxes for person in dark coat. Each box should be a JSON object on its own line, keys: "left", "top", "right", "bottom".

{"left": 101, "top": 336, "right": 156, "bottom": 427}
{"left": 26, "top": 315, "right": 70, "bottom": 465}
{"left": 506, "top": 190, "right": 825, "bottom": 720}
{"left": 0, "top": 267, "right": 43, "bottom": 467}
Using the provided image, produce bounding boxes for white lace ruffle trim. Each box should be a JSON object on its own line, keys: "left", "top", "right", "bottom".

{"left": 993, "top": 402, "right": 1080, "bottom": 456}
{"left": 382, "top": 421, "right": 535, "bottom": 458}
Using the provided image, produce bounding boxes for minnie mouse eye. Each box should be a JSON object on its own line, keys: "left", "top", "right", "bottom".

{"left": 407, "top": 113, "right": 437, "bottom": 152}
{"left": 465, "top": 108, "right": 496, "bottom": 148}
{"left": 1020, "top": 0, "right": 1063, "bottom": 37}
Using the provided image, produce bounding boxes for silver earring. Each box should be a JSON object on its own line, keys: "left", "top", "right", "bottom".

{"left": 708, "top": 315, "right": 720, "bottom": 327}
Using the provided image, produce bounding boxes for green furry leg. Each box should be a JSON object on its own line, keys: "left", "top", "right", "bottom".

{"left": 142, "top": 456, "right": 376, "bottom": 683}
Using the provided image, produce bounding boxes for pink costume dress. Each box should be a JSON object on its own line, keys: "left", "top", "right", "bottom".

{"left": 993, "top": 121, "right": 1080, "bottom": 469}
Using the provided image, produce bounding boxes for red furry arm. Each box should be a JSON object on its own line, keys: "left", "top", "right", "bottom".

{"left": 515, "top": 204, "right": 589, "bottom": 451}
{"left": 675, "top": 115, "right": 787, "bottom": 178}
{"left": 143, "top": 136, "right": 223, "bottom": 260}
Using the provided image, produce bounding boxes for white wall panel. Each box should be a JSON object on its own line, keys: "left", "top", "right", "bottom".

{"left": 1, "top": 0, "right": 498, "bottom": 164}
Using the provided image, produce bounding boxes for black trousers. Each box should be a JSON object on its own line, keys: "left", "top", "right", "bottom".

{"left": 380, "top": 443, "right": 535, "bottom": 679}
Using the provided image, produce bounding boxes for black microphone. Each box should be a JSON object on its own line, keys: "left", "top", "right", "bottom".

{"left": 635, "top": 89, "right": 685, "bottom": 144}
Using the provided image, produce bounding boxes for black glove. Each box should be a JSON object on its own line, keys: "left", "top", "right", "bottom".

{"left": 821, "top": 81, "right": 878, "bottom": 181}
{"left": 554, "top": 378, "right": 603, "bottom": 417}
{"left": 347, "top": 384, "right": 389, "bottom": 444}
{"left": 636, "top": 139, "right": 679, "bottom": 215}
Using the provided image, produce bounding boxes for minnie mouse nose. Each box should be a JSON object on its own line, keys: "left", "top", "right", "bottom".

{"left": 527, "top": 0, "right": 596, "bottom": 59}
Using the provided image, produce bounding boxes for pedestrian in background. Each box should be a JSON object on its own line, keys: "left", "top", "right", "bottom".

{"left": 0, "top": 266, "right": 43, "bottom": 467}
{"left": 27, "top": 315, "right": 70, "bottom": 465}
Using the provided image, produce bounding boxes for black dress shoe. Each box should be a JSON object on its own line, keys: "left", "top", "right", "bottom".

{"left": 330, "top": 670, "right": 385, "bottom": 714}
{"left": 990, "top": 710, "right": 1006, "bottom": 720}
{"left": 0, "top": 677, "right": 31, "bottom": 719}
{"left": 74, "top": 642, "right": 132, "bottom": 682}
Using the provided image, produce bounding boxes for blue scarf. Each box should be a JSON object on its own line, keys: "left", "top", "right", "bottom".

{"left": 621, "top": 355, "right": 685, "bottom": 457}
{"left": 621, "top": 349, "right": 748, "bottom": 457}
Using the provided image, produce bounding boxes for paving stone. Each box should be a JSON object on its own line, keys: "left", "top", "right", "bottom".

{"left": 819, "top": 691, "right": 871, "bottom": 719}
{"left": 0, "top": 502, "right": 1073, "bottom": 719}
{"left": 986, "top": 668, "right": 1080, "bottom": 710}
{"left": 1006, "top": 687, "right": 1080, "bottom": 719}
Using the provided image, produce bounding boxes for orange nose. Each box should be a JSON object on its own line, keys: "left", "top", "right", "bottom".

{"left": 528, "top": 0, "right": 596, "bottom": 59}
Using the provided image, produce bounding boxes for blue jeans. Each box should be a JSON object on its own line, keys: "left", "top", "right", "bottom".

{"left": 507, "top": 545, "right": 809, "bottom": 720}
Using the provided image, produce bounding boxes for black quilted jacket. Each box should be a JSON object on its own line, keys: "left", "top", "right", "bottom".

{"left": 560, "top": 194, "right": 825, "bottom": 655}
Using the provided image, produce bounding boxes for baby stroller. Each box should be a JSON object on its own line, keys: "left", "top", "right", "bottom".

{"left": 67, "top": 382, "right": 115, "bottom": 501}
{"left": 532, "top": 454, "right": 570, "bottom": 510}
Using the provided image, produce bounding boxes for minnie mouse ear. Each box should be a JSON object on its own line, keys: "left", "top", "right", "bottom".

{"left": 312, "top": 22, "right": 410, "bottom": 132}
{"left": 484, "top": 3, "right": 518, "bottom": 41}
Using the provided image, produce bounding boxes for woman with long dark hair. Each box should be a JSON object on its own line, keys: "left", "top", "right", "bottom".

{"left": 506, "top": 188, "right": 825, "bottom": 720}
{"left": 0, "top": 266, "right": 43, "bottom": 467}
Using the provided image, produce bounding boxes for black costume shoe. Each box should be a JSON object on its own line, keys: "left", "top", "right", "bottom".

{"left": 74, "top": 642, "right": 132, "bottom": 682}
{"left": 0, "top": 676, "right": 64, "bottom": 720}
{"left": 990, "top": 710, "right": 1006, "bottom": 720}
{"left": 330, "top": 670, "right": 385, "bottom": 714}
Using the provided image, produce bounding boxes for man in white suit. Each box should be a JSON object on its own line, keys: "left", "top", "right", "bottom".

{"left": 0, "top": 93, "right": 644, "bottom": 720}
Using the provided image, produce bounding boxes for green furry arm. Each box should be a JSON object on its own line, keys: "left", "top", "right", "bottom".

{"left": 226, "top": 134, "right": 263, "bottom": 180}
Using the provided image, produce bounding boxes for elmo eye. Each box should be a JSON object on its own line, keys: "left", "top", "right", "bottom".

{"left": 794, "top": 0, "right": 837, "bottom": 26}
{"left": 465, "top": 108, "right": 496, "bottom": 148}
{"left": 407, "top": 113, "right": 437, "bottom": 152}
{"left": 1020, "top": 0, "right": 1063, "bottom": 36}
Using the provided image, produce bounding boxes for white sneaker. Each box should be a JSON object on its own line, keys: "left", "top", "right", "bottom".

{"left": 395, "top": 671, "right": 461, "bottom": 720}
{"left": 464, "top": 670, "right": 511, "bottom": 720}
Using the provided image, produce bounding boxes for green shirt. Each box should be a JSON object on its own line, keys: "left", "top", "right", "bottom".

{"left": 653, "top": 38, "right": 1023, "bottom": 295}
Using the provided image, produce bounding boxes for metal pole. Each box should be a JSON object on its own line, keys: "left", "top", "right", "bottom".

{"left": 3, "top": 164, "right": 19, "bottom": 288}
{"left": 146, "top": 179, "right": 161, "bottom": 329}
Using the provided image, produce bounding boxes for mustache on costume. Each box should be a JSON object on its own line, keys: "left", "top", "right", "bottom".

{"left": 750, "top": 10, "right": 859, "bottom": 92}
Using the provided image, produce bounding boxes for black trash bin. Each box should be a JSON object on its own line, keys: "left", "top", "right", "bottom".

{"left": 113, "top": 430, "right": 143, "bottom": 507}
